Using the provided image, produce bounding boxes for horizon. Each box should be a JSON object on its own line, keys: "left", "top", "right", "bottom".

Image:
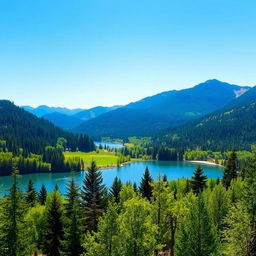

{"left": 1, "top": 0, "right": 256, "bottom": 108}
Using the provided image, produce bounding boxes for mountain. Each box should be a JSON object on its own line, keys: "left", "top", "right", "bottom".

{"left": 74, "top": 79, "right": 250, "bottom": 139}
{"left": 22, "top": 105, "right": 83, "bottom": 117}
{"left": 0, "top": 100, "right": 95, "bottom": 155}
{"left": 42, "top": 112, "right": 84, "bottom": 130}
{"left": 23, "top": 105, "right": 121, "bottom": 130}
{"left": 72, "top": 106, "right": 121, "bottom": 121}
{"left": 158, "top": 87, "right": 256, "bottom": 151}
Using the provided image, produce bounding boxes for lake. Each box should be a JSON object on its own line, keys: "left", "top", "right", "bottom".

{"left": 0, "top": 161, "right": 223, "bottom": 196}
{"left": 94, "top": 141, "right": 124, "bottom": 149}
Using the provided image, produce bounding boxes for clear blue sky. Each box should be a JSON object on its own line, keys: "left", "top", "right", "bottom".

{"left": 0, "top": 0, "right": 255, "bottom": 108}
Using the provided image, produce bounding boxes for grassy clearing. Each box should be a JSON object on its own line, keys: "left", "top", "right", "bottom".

{"left": 64, "top": 150, "right": 119, "bottom": 168}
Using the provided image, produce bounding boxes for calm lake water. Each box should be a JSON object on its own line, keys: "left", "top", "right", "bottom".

{"left": 94, "top": 141, "right": 124, "bottom": 149}
{"left": 0, "top": 161, "right": 223, "bottom": 196}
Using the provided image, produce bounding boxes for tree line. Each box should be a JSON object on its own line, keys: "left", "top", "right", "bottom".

{"left": 0, "top": 146, "right": 256, "bottom": 256}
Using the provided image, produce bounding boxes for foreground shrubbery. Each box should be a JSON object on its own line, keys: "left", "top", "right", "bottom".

{"left": 0, "top": 147, "right": 256, "bottom": 256}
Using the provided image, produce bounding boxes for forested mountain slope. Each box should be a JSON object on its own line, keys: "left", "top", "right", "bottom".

{"left": 0, "top": 100, "right": 95, "bottom": 155}
{"left": 74, "top": 79, "right": 250, "bottom": 139}
{"left": 158, "top": 87, "right": 256, "bottom": 151}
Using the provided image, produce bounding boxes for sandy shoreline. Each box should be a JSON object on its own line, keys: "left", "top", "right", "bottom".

{"left": 186, "top": 160, "right": 223, "bottom": 167}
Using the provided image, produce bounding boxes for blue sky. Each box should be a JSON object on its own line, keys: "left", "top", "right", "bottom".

{"left": 0, "top": 0, "right": 255, "bottom": 108}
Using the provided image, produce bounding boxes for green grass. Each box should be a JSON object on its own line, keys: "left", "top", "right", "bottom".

{"left": 64, "top": 150, "right": 119, "bottom": 168}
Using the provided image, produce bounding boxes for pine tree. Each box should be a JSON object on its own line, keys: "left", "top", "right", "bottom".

{"left": 175, "top": 196, "right": 218, "bottom": 256}
{"left": 65, "top": 177, "right": 80, "bottom": 218}
{"left": 139, "top": 167, "right": 153, "bottom": 200}
{"left": 62, "top": 206, "right": 82, "bottom": 256}
{"left": 62, "top": 178, "right": 82, "bottom": 256}
{"left": 25, "top": 179, "right": 37, "bottom": 207}
{"left": 110, "top": 177, "right": 122, "bottom": 203}
{"left": 81, "top": 161, "right": 106, "bottom": 232}
{"left": 38, "top": 184, "right": 47, "bottom": 205}
{"left": 190, "top": 166, "right": 207, "bottom": 195}
{"left": 223, "top": 150, "right": 238, "bottom": 188}
{"left": 43, "top": 190, "right": 64, "bottom": 256}
{"left": 0, "top": 170, "right": 28, "bottom": 256}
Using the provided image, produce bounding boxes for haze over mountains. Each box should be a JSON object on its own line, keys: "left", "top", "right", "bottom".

{"left": 23, "top": 105, "right": 121, "bottom": 130}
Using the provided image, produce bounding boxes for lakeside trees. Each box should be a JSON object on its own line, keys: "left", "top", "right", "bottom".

{"left": 0, "top": 155, "right": 255, "bottom": 256}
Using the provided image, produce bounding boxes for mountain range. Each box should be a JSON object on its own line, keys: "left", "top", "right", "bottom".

{"left": 73, "top": 79, "right": 250, "bottom": 139}
{"left": 158, "top": 86, "right": 256, "bottom": 151}
{"left": 22, "top": 105, "right": 121, "bottom": 130}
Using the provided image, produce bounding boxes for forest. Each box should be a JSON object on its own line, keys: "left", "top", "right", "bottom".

{"left": 0, "top": 146, "right": 255, "bottom": 256}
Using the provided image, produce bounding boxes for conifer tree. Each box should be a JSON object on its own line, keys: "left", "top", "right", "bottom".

{"left": 25, "top": 179, "right": 37, "bottom": 207}
{"left": 223, "top": 150, "right": 238, "bottom": 188}
{"left": 139, "top": 167, "right": 153, "bottom": 200}
{"left": 65, "top": 177, "right": 80, "bottom": 218}
{"left": 62, "top": 177, "right": 82, "bottom": 256}
{"left": 43, "top": 190, "right": 64, "bottom": 256}
{"left": 81, "top": 161, "right": 106, "bottom": 232}
{"left": 175, "top": 196, "right": 218, "bottom": 256}
{"left": 190, "top": 166, "right": 207, "bottom": 195}
{"left": 0, "top": 170, "right": 28, "bottom": 256}
{"left": 38, "top": 184, "right": 47, "bottom": 205}
{"left": 110, "top": 177, "right": 122, "bottom": 203}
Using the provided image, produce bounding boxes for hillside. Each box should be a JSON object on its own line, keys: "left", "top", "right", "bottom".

{"left": 74, "top": 79, "right": 250, "bottom": 139}
{"left": 158, "top": 87, "right": 256, "bottom": 151}
{"left": 0, "top": 100, "right": 95, "bottom": 155}
{"left": 42, "top": 112, "right": 84, "bottom": 130}
{"left": 24, "top": 105, "right": 121, "bottom": 130}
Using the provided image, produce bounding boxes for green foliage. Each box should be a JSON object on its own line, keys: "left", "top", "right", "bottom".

{"left": 117, "top": 197, "right": 159, "bottom": 256}
{"left": 38, "top": 184, "right": 47, "bottom": 205}
{"left": 25, "top": 179, "right": 37, "bottom": 207}
{"left": 190, "top": 166, "right": 207, "bottom": 195}
{"left": 43, "top": 190, "right": 64, "bottom": 256}
{"left": 139, "top": 167, "right": 153, "bottom": 200}
{"left": 222, "top": 202, "right": 251, "bottom": 256}
{"left": 223, "top": 150, "right": 238, "bottom": 188}
{"left": 110, "top": 177, "right": 122, "bottom": 203}
{"left": 81, "top": 161, "right": 107, "bottom": 232}
{"left": 0, "top": 171, "right": 29, "bottom": 256}
{"left": 175, "top": 196, "right": 218, "bottom": 256}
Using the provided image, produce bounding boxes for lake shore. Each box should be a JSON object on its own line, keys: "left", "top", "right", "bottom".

{"left": 186, "top": 160, "right": 224, "bottom": 167}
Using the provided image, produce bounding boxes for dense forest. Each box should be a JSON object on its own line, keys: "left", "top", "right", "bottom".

{"left": 0, "top": 100, "right": 95, "bottom": 156}
{"left": 156, "top": 93, "right": 256, "bottom": 152}
{"left": 0, "top": 147, "right": 255, "bottom": 256}
{"left": 0, "top": 100, "right": 95, "bottom": 175}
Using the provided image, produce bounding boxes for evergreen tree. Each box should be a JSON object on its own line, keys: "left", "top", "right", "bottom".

{"left": 62, "top": 206, "right": 82, "bottom": 256}
{"left": 0, "top": 170, "right": 28, "bottom": 256}
{"left": 43, "top": 190, "right": 64, "bottom": 256}
{"left": 223, "top": 150, "right": 238, "bottom": 188}
{"left": 133, "top": 182, "right": 138, "bottom": 193}
{"left": 139, "top": 167, "right": 153, "bottom": 200}
{"left": 190, "top": 166, "right": 207, "bottom": 195}
{"left": 65, "top": 177, "right": 80, "bottom": 218}
{"left": 175, "top": 196, "right": 218, "bottom": 256}
{"left": 38, "top": 184, "right": 47, "bottom": 205}
{"left": 25, "top": 179, "right": 37, "bottom": 207}
{"left": 62, "top": 177, "right": 82, "bottom": 256}
{"left": 110, "top": 177, "right": 122, "bottom": 203}
{"left": 222, "top": 202, "right": 251, "bottom": 256}
{"left": 81, "top": 161, "right": 106, "bottom": 232}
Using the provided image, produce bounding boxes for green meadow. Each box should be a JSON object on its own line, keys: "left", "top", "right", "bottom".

{"left": 64, "top": 150, "right": 119, "bottom": 168}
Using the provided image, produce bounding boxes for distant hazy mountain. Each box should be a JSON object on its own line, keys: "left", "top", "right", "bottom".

{"left": 73, "top": 79, "right": 250, "bottom": 139}
{"left": 22, "top": 105, "right": 121, "bottom": 130}
{"left": 42, "top": 112, "right": 84, "bottom": 130}
{"left": 159, "top": 86, "right": 256, "bottom": 151}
